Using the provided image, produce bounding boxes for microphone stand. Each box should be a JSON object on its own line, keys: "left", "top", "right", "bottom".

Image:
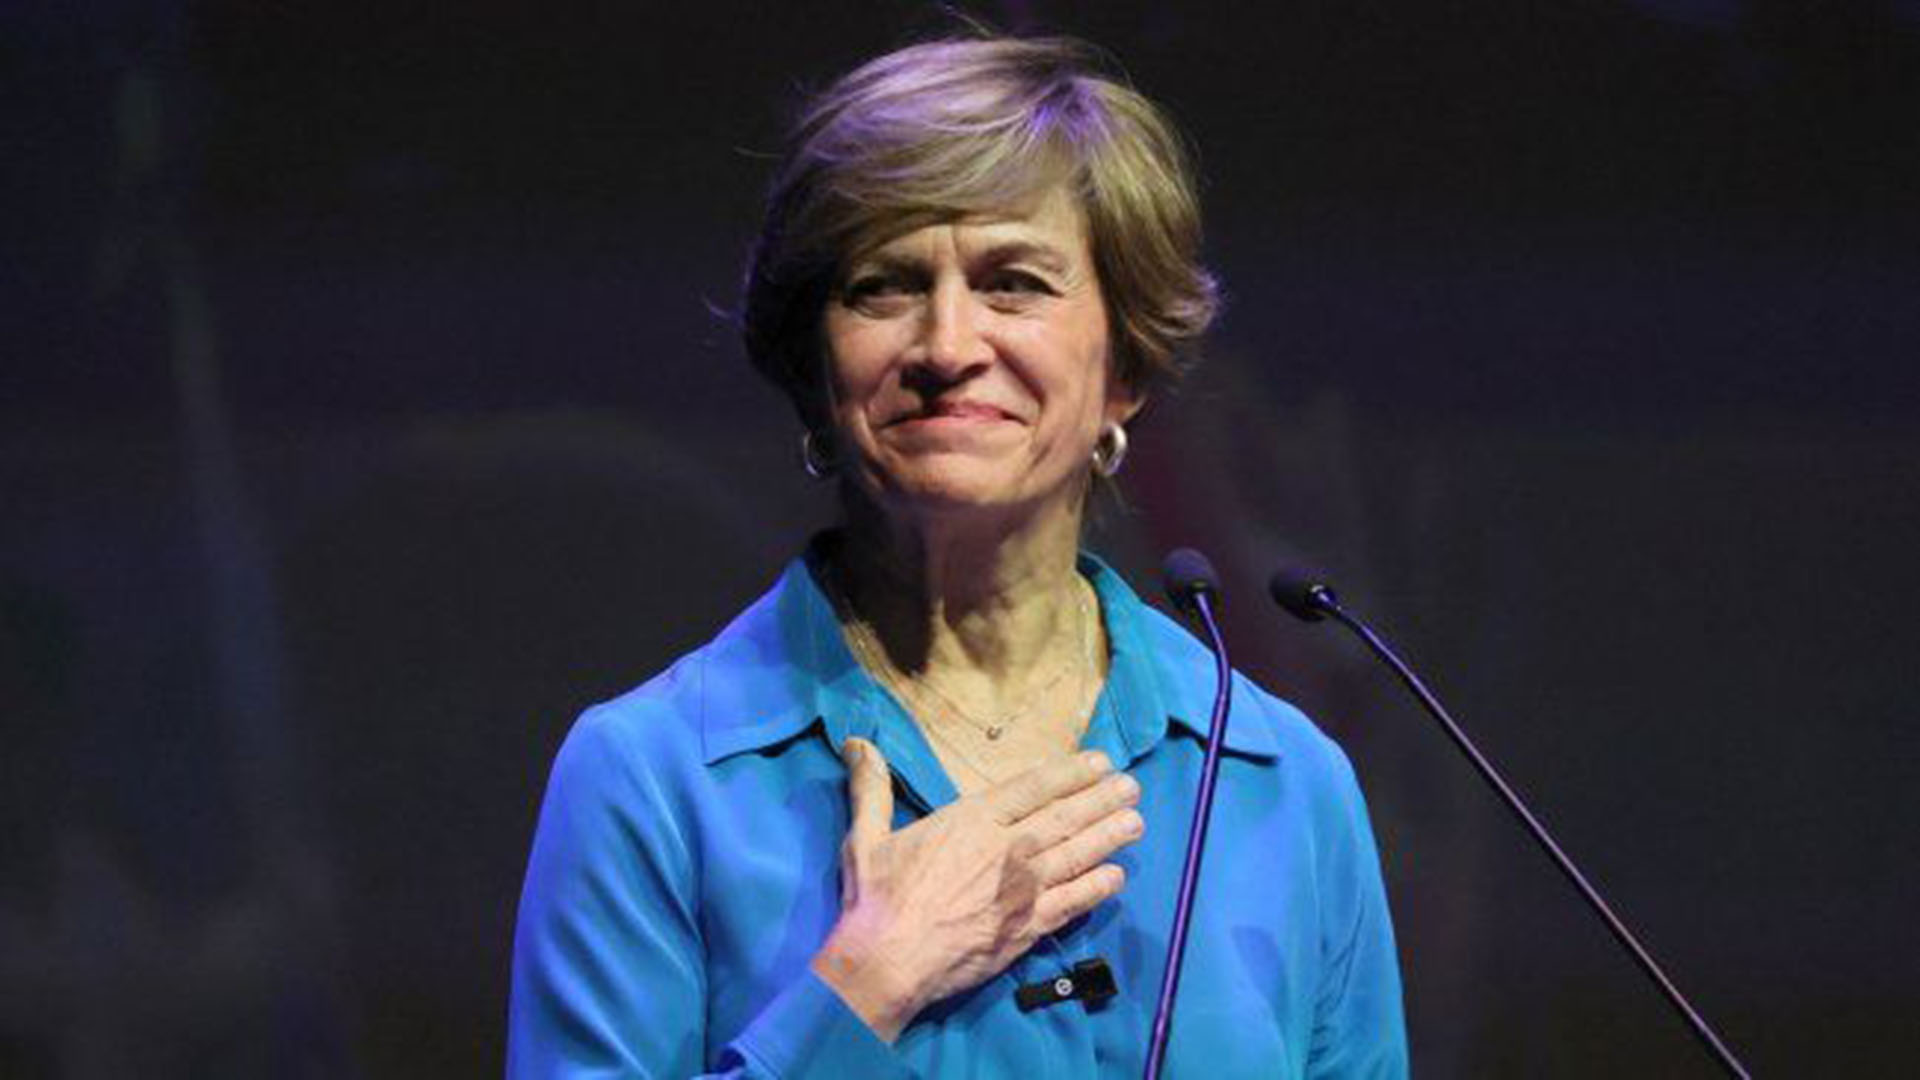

{"left": 1144, "top": 584, "right": 1234, "bottom": 1080}
{"left": 1286, "top": 579, "right": 1751, "bottom": 1079}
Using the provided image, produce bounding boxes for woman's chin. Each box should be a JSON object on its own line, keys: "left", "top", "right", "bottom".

{"left": 885, "top": 479, "right": 1017, "bottom": 514}
{"left": 866, "top": 464, "right": 1078, "bottom": 522}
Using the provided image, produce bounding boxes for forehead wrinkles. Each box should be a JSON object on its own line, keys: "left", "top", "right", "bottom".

{"left": 848, "top": 190, "right": 1092, "bottom": 274}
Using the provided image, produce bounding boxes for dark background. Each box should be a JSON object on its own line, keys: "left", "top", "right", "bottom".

{"left": 4, "top": 1, "right": 1917, "bottom": 1076}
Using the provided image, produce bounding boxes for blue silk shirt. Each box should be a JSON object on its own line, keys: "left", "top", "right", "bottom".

{"left": 509, "top": 545, "right": 1408, "bottom": 1078}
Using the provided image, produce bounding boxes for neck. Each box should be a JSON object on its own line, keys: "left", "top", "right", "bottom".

{"left": 834, "top": 491, "right": 1089, "bottom": 684}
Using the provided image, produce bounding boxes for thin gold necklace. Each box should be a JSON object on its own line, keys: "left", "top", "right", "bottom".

{"left": 916, "top": 706, "right": 1037, "bottom": 788}
{"left": 829, "top": 564, "right": 1096, "bottom": 743}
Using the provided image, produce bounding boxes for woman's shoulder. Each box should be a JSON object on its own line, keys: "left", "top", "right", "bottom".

{"left": 565, "top": 654, "right": 708, "bottom": 764}
{"left": 552, "top": 563, "right": 820, "bottom": 784}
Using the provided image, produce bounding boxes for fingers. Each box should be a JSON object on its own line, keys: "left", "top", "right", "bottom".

{"left": 1019, "top": 770, "right": 1140, "bottom": 852}
{"left": 1030, "top": 805, "right": 1144, "bottom": 887}
{"left": 1033, "top": 862, "right": 1127, "bottom": 935}
{"left": 842, "top": 737, "right": 894, "bottom": 854}
{"left": 987, "top": 750, "right": 1114, "bottom": 824}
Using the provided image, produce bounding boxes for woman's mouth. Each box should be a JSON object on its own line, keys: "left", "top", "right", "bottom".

{"left": 892, "top": 401, "right": 1015, "bottom": 426}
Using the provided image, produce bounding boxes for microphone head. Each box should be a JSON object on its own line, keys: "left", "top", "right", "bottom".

{"left": 1161, "top": 547, "right": 1220, "bottom": 616}
{"left": 1268, "top": 565, "right": 1338, "bottom": 622}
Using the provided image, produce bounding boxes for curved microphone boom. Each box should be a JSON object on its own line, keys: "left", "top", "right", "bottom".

{"left": 1267, "top": 565, "right": 1751, "bottom": 1079}
{"left": 1144, "top": 548, "right": 1233, "bottom": 1080}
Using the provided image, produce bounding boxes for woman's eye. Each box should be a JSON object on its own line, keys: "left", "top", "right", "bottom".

{"left": 982, "top": 270, "right": 1056, "bottom": 298}
{"left": 842, "top": 275, "right": 917, "bottom": 310}
{"left": 844, "top": 276, "right": 899, "bottom": 299}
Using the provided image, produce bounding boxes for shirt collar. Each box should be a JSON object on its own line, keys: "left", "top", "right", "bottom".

{"left": 1082, "top": 552, "right": 1280, "bottom": 763}
{"left": 698, "top": 536, "right": 1279, "bottom": 768}
{"left": 695, "top": 550, "right": 853, "bottom": 766}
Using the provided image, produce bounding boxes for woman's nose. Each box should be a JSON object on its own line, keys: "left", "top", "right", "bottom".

{"left": 919, "top": 276, "right": 992, "bottom": 376}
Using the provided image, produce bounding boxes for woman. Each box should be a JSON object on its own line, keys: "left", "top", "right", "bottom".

{"left": 510, "top": 35, "right": 1406, "bottom": 1078}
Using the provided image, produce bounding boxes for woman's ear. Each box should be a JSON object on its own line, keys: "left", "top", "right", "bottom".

{"left": 1105, "top": 383, "right": 1147, "bottom": 428}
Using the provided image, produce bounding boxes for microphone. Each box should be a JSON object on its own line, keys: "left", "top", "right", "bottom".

{"left": 1161, "top": 547, "right": 1219, "bottom": 617}
{"left": 1265, "top": 564, "right": 1337, "bottom": 623}
{"left": 1144, "top": 548, "right": 1234, "bottom": 1080}
{"left": 1265, "top": 565, "right": 1751, "bottom": 1079}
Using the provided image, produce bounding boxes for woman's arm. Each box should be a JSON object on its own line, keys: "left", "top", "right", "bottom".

{"left": 1304, "top": 742, "right": 1409, "bottom": 1079}
{"left": 507, "top": 711, "right": 907, "bottom": 1079}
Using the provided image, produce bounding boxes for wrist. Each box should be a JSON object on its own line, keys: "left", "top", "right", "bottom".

{"left": 811, "top": 919, "right": 919, "bottom": 1043}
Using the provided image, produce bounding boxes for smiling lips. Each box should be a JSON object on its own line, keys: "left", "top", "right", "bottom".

{"left": 889, "top": 400, "right": 1018, "bottom": 427}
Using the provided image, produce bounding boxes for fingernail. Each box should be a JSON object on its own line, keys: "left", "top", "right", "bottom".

{"left": 1085, "top": 751, "right": 1111, "bottom": 773}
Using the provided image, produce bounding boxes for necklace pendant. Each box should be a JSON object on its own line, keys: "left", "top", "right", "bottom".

{"left": 985, "top": 725, "right": 1004, "bottom": 741}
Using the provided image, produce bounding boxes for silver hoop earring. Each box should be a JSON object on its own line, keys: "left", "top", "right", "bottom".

{"left": 800, "top": 430, "right": 836, "bottom": 480}
{"left": 1091, "top": 422, "right": 1129, "bottom": 478}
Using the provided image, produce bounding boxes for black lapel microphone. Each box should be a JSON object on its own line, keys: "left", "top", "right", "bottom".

{"left": 1268, "top": 566, "right": 1751, "bottom": 1079}
{"left": 1143, "top": 548, "right": 1235, "bottom": 1080}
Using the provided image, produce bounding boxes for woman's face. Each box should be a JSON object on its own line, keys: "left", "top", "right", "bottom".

{"left": 821, "top": 184, "right": 1139, "bottom": 523}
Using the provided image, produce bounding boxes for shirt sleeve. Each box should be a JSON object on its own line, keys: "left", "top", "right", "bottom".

{"left": 1305, "top": 741, "right": 1411, "bottom": 1079}
{"left": 507, "top": 707, "right": 910, "bottom": 1079}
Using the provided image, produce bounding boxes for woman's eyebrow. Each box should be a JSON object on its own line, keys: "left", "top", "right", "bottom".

{"left": 844, "top": 252, "right": 928, "bottom": 278}
{"left": 970, "top": 240, "right": 1071, "bottom": 273}
{"left": 850, "top": 241, "right": 1072, "bottom": 276}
